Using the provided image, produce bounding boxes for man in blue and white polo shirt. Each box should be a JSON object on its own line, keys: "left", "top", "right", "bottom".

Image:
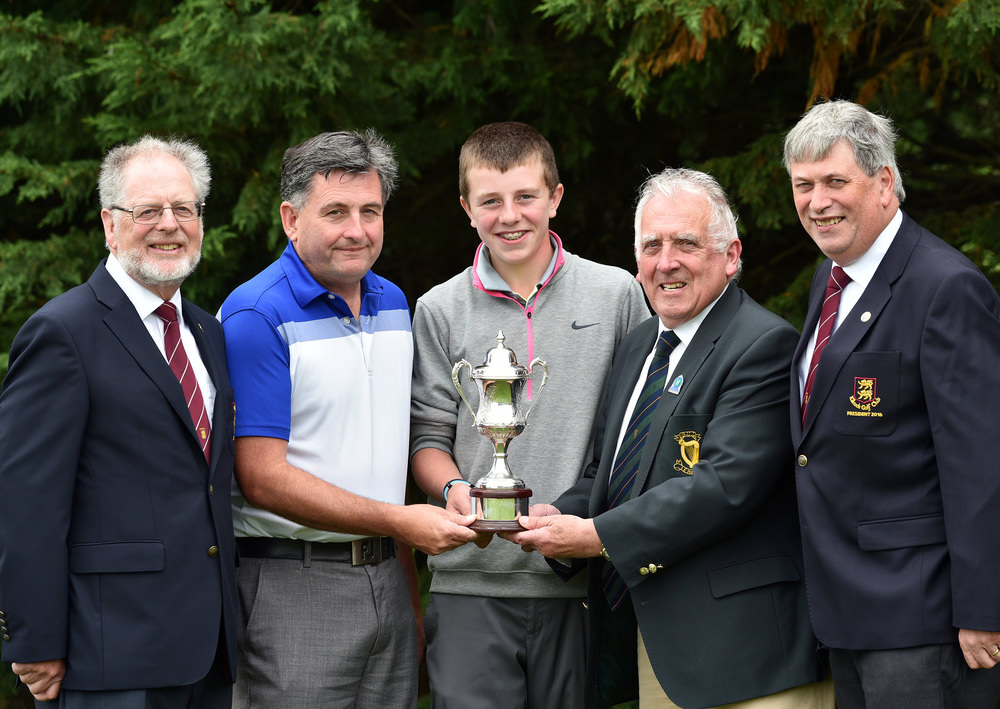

{"left": 220, "top": 130, "right": 477, "bottom": 708}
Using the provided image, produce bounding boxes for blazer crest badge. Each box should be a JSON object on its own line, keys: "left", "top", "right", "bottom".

{"left": 673, "top": 430, "right": 701, "bottom": 475}
{"left": 848, "top": 376, "right": 883, "bottom": 417}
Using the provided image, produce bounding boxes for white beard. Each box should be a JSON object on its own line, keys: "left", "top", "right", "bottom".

{"left": 115, "top": 240, "right": 202, "bottom": 289}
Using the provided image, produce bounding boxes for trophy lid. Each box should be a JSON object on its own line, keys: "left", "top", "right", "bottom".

{"left": 472, "top": 330, "right": 529, "bottom": 380}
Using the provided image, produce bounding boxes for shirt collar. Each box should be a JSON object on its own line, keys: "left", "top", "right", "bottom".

{"left": 474, "top": 233, "right": 561, "bottom": 295}
{"left": 838, "top": 208, "right": 902, "bottom": 289}
{"left": 104, "top": 253, "right": 184, "bottom": 323}
{"left": 657, "top": 281, "right": 731, "bottom": 347}
{"left": 279, "top": 241, "right": 381, "bottom": 309}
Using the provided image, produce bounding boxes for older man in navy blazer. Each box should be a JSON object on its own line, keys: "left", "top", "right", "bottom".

{"left": 0, "top": 136, "right": 237, "bottom": 706}
{"left": 507, "top": 168, "right": 831, "bottom": 708}
{"left": 786, "top": 100, "right": 1000, "bottom": 707}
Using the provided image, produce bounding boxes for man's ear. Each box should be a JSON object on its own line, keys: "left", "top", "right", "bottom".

{"left": 101, "top": 208, "right": 118, "bottom": 252}
{"left": 280, "top": 201, "right": 299, "bottom": 242}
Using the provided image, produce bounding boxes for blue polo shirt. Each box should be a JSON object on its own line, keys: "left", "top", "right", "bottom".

{"left": 220, "top": 243, "right": 412, "bottom": 542}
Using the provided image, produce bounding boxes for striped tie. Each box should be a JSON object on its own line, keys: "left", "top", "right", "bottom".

{"left": 155, "top": 302, "right": 212, "bottom": 463}
{"left": 602, "top": 330, "right": 681, "bottom": 611}
{"left": 801, "top": 265, "right": 851, "bottom": 425}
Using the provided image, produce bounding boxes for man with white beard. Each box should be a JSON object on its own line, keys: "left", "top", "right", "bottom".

{"left": 0, "top": 135, "right": 238, "bottom": 707}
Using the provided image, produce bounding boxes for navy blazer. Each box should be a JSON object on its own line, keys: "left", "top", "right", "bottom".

{"left": 0, "top": 262, "right": 238, "bottom": 690}
{"left": 792, "top": 212, "right": 1000, "bottom": 649}
{"left": 554, "top": 284, "right": 823, "bottom": 708}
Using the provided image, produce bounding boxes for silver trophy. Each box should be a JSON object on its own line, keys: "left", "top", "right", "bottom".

{"left": 452, "top": 330, "right": 548, "bottom": 532}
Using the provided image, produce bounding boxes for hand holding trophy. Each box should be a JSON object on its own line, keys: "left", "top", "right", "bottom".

{"left": 452, "top": 331, "right": 548, "bottom": 532}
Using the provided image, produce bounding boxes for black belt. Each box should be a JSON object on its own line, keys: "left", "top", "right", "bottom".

{"left": 236, "top": 536, "right": 395, "bottom": 566}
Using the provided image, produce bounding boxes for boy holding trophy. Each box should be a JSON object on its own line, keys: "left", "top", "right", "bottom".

{"left": 409, "top": 122, "right": 649, "bottom": 707}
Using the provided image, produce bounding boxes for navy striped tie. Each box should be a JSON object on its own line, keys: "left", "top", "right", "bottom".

{"left": 602, "top": 330, "right": 680, "bottom": 610}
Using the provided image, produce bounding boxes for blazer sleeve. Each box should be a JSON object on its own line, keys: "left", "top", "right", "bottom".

{"left": 0, "top": 311, "right": 89, "bottom": 662}
{"left": 594, "top": 321, "right": 799, "bottom": 590}
{"left": 922, "top": 268, "right": 1000, "bottom": 630}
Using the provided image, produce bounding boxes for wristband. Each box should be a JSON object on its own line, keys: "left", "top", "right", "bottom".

{"left": 442, "top": 478, "right": 471, "bottom": 502}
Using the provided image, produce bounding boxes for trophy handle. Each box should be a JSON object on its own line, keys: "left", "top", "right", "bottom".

{"left": 524, "top": 358, "right": 548, "bottom": 421}
{"left": 451, "top": 360, "right": 478, "bottom": 423}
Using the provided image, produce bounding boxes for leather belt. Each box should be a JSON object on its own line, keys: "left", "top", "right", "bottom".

{"left": 236, "top": 536, "right": 395, "bottom": 566}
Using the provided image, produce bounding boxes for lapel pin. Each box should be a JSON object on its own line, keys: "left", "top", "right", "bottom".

{"left": 668, "top": 374, "right": 683, "bottom": 395}
{"left": 860, "top": 311, "right": 871, "bottom": 323}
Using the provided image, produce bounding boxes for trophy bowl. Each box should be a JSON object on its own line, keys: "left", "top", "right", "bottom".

{"left": 452, "top": 330, "right": 547, "bottom": 532}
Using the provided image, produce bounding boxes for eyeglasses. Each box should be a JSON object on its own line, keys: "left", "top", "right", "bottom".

{"left": 110, "top": 202, "right": 204, "bottom": 224}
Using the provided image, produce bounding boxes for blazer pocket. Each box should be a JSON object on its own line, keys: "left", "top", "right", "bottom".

{"left": 832, "top": 351, "right": 898, "bottom": 436}
{"left": 857, "top": 514, "right": 946, "bottom": 551}
{"left": 69, "top": 540, "right": 165, "bottom": 574}
{"left": 708, "top": 555, "right": 801, "bottom": 598}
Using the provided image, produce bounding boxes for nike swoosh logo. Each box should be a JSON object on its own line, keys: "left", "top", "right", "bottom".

{"left": 571, "top": 321, "right": 598, "bottom": 330}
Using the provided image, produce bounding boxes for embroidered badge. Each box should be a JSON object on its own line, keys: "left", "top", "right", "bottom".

{"left": 672, "top": 430, "right": 701, "bottom": 475}
{"left": 667, "top": 375, "right": 684, "bottom": 395}
{"left": 847, "top": 376, "right": 883, "bottom": 417}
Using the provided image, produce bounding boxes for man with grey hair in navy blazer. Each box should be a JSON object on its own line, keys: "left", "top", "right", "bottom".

{"left": 506, "top": 167, "right": 831, "bottom": 708}
{"left": 0, "top": 135, "right": 237, "bottom": 707}
{"left": 786, "top": 99, "right": 1000, "bottom": 707}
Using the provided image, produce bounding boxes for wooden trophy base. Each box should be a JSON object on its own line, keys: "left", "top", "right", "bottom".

{"left": 469, "top": 519, "right": 527, "bottom": 532}
{"left": 469, "top": 486, "right": 532, "bottom": 533}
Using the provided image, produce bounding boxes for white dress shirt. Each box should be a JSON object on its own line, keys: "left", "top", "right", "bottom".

{"left": 104, "top": 254, "right": 216, "bottom": 419}
{"left": 611, "top": 282, "right": 730, "bottom": 467}
{"left": 797, "top": 208, "right": 902, "bottom": 402}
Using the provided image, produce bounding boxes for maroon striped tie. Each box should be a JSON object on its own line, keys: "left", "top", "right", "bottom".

{"left": 155, "top": 302, "right": 212, "bottom": 463}
{"left": 801, "top": 266, "right": 851, "bottom": 424}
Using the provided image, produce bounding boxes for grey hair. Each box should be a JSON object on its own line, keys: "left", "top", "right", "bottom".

{"left": 98, "top": 135, "right": 211, "bottom": 208}
{"left": 634, "top": 168, "right": 742, "bottom": 278}
{"left": 782, "top": 99, "right": 905, "bottom": 203}
{"left": 280, "top": 129, "right": 399, "bottom": 208}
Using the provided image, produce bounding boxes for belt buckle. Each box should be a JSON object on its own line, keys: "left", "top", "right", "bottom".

{"left": 351, "top": 537, "right": 382, "bottom": 566}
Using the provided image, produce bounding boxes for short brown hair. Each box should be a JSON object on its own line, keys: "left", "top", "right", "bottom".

{"left": 459, "top": 122, "right": 560, "bottom": 199}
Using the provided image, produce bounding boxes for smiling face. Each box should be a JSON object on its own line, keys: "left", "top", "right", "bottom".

{"left": 100, "top": 154, "right": 203, "bottom": 300}
{"left": 460, "top": 159, "right": 564, "bottom": 288}
{"left": 636, "top": 191, "right": 741, "bottom": 329}
{"left": 789, "top": 139, "right": 897, "bottom": 266}
{"left": 282, "top": 170, "right": 384, "bottom": 302}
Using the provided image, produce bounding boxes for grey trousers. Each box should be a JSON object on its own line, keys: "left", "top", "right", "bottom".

{"left": 233, "top": 555, "right": 417, "bottom": 709}
{"left": 829, "top": 644, "right": 1000, "bottom": 708}
{"left": 424, "top": 593, "right": 587, "bottom": 709}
